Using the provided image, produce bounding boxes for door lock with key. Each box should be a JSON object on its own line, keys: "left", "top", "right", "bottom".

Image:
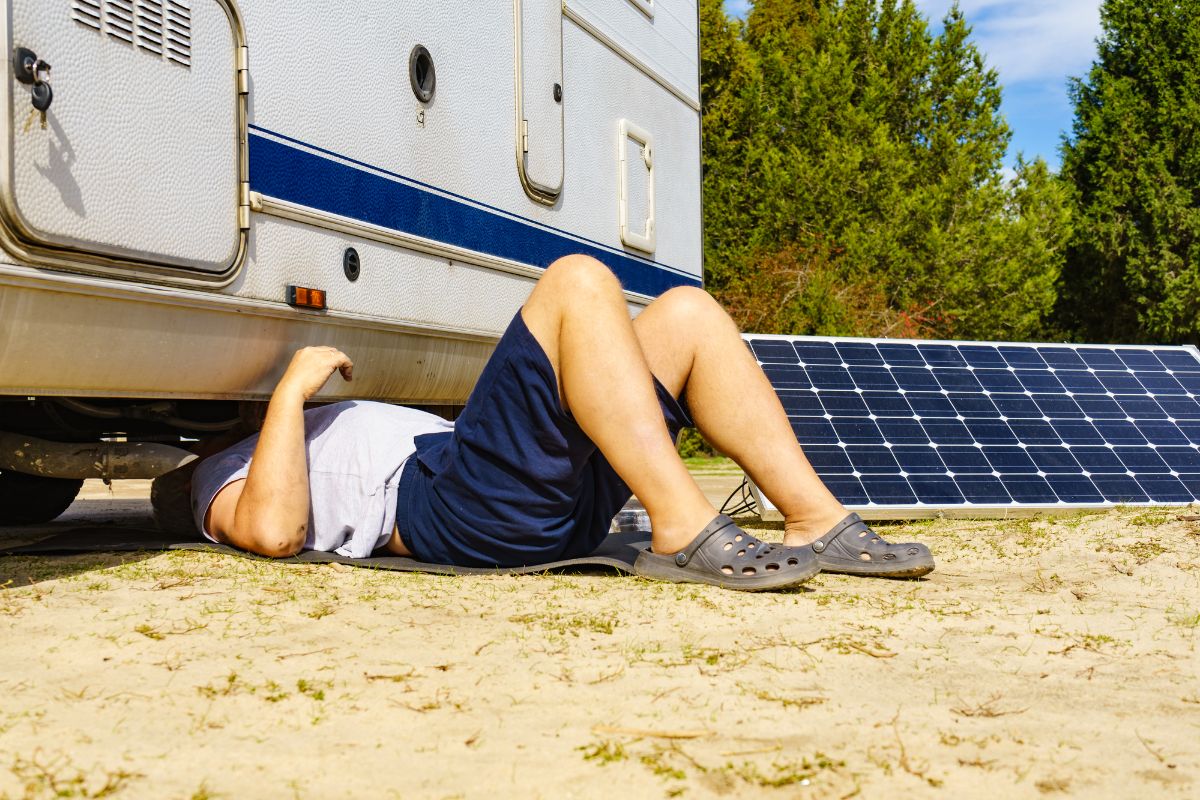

{"left": 12, "top": 47, "right": 53, "bottom": 130}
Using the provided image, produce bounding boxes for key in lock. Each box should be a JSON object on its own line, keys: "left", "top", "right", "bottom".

{"left": 12, "top": 48, "right": 53, "bottom": 130}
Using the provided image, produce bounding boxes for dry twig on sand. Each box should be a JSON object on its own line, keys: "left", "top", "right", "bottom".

{"left": 591, "top": 725, "right": 711, "bottom": 740}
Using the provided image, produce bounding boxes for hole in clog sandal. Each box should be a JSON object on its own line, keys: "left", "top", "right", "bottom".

{"left": 859, "top": 552, "right": 872, "bottom": 561}
{"left": 742, "top": 567, "right": 755, "bottom": 575}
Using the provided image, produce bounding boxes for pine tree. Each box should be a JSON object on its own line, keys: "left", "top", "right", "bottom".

{"left": 700, "top": 0, "right": 1070, "bottom": 340}
{"left": 1057, "top": 0, "right": 1200, "bottom": 344}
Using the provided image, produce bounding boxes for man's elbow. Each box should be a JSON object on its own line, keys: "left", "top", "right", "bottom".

{"left": 258, "top": 538, "right": 304, "bottom": 558}
{"left": 242, "top": 524, "right": 306, "bottom": 558}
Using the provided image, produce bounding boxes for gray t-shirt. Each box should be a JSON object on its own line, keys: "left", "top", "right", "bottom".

{"left": 191, "top": 401, "right": 453, "bottom": 557}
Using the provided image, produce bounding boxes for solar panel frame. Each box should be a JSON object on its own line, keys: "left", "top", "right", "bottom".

{"left": 743, "top": 333, "right": 1200, "bottom": 519}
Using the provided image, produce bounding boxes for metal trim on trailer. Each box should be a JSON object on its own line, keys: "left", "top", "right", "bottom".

{"left": 0, "top": 0, "right": 250, "bottom": 289}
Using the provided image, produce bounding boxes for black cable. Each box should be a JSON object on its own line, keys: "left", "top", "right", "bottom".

{"left": 723, "top": 476, "right": 759, "bottom": 517}
{"left": 719, "top": 477, "right": 747, "bottom": 515}
{"left": 720, "top": 475, "right": 759, "bottom": 517}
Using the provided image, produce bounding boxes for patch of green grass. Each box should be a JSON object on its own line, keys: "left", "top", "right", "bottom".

{"left": 1026, "top": 571, "right": 1064, "bottom": 593}
{"left": 509, "top": 610, "right": 617, "bottom": 636}
{"left": 722, "top": 753, "right": 844, "bottom": 788}
{"left": 1124, "top": 540, "right": 1167, "bottom": 564}
{"left": 1014, "top": 519, "right": 1055, "bottom": 550}
{"left": 811, "top": 592, "right": 862, "bottom": 608}
{"left": 262, "top": 680, "right": 290, "bottom": 703}
{"left": 578, "top": 740, "right": 627, "bottom": 764}
{"left": 9, "top": 751, "right": 141, "bottom": 798}
{"left": 1077, "top": 632, "right": 1126, "bottom": 651}
{"left": 1129, "top": 512, "right": 1170, "bottom": 527}
{"left": 134, "top": 623, "right": 164, "bottom": 640}
{"left": 198, "top": 672, "right": 246, "bottom": 699}
{"left": 681, "top": 455, "right": 740, "bottom": 473}
{"left": 749, "top": 688, "right": 827, "bottom": 711}
{"left": 296, "top": 678, "right": 329, "bottom": 701}
{"left": 640, "top": 751, "right": 687, "bottom": 781}
{"left": 303, "top": 601, "right": 337, "bottom": 620}
{"left": 1168, "top": 609, "right": 1200, "bottom": 628}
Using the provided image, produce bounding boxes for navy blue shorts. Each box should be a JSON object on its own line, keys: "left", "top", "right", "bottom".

{"left": 396, "top": 308, "right": 693, "bottom": 568}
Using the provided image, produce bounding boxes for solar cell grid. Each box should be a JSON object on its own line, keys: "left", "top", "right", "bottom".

{"left": 745, "top": 334, "right": 1200, "bottom": 514}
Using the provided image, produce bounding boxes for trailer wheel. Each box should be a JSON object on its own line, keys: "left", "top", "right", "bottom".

{"left": 0, "top": 471, "right": 83, "bottom": 525}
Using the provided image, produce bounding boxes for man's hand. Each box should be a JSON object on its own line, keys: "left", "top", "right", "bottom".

{"left": 277, "top": 346, "right": 354, "bottom": 401}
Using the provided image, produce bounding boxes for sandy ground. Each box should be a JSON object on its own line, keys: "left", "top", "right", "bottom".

{"left": 1, "top": 468, "right": 1198, "bottom": 799}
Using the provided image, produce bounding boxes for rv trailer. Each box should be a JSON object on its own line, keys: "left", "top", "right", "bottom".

{"left": 0, "top": 0, "right": 703, "bottom": 523}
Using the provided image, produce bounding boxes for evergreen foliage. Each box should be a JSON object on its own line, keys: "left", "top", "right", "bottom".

{"left": 1057, "top": 0, "right": 1200, "bottom": 344}
{"left": 700, "top": 0, "right": 1070, "bottom": 340}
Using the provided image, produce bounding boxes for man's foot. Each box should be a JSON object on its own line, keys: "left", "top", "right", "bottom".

{"left": 782, "top": 506, "right": 856, "bottom": 546}
{"left": 635, "top": 515, "right": 819, "bottom": 591}
{"left": 802, "top": 513, "right": 935, "bottom": 578}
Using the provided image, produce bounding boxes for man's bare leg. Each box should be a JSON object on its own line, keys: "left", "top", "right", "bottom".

{"left": 632, "top": 286, "right": 848, "bottom": 546}
{"left": 521, "top": 256, "right": 718, "bottom": 554}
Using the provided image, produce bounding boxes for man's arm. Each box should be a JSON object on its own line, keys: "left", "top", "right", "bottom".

{"left": 206, "top": 346, "right": 354, "bottom": 557}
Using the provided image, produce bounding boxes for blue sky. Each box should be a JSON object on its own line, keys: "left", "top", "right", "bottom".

{"left": 722, "top": 1, "right": 1103, "bottom": 170}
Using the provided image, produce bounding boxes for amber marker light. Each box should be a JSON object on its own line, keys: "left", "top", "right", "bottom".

{"left": 287, "top": 285, "right": 327, "bottom": 310}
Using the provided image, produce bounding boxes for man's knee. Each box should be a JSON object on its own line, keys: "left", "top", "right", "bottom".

{"left": 540, "top": 254, "right": 622, "bottom": 299}
{"left": 653, "top": 286, "right": 727, "bottom": 325}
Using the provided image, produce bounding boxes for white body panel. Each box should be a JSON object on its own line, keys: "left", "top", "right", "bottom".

{"left": 565, "top": 0, "right": 699, "bottom": 106}
{"left": 0, "top": 0, "right": 703, "bottom": 404}
{"left": 4, "top": 0, "right": 241, "bottom": 271}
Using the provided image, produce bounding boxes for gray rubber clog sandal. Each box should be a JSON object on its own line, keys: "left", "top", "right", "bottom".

{"left": 634, "top": 515, "right": 819, "bottom": 591}
{"left": 809, "top": 513, "right": 935, "bottom": 578}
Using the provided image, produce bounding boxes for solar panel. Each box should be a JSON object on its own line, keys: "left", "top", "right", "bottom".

{"left": 745, "top": 335, "right": 1200, "bottom": 518}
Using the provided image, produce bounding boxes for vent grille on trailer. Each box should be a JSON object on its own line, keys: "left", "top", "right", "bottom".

{"left": 105, "top": 0, "right": 133, "bottom": 44}
{"left": 135, "top": 0, "right": 163, "bottom": 56}
{"left": 71, "top": 0, "right": 191, "bottom": 68}
{"left": 71, "top": 0, "right": 101, "bottom": 29}
{"left": 164, "top": 1, "right": 192, "bottom": 67}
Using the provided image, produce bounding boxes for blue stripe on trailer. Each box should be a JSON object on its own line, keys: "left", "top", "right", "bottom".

{"left": 247, "top": 130, "right": 700, "bottom": 298}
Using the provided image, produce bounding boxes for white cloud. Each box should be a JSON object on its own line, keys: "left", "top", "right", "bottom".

{"left": 913, "top": 0, "right": 1102, "bottom": 84}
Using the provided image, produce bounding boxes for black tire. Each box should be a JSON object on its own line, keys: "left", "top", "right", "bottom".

{"left": 0, "top": 471, "right": 84, "bottom": 525}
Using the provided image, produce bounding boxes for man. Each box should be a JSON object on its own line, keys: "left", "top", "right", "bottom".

{"left": 192, "top": 254, "right": 934, "bottom": 590}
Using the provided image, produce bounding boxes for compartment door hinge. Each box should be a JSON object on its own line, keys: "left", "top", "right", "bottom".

{"left": 238, "top": 182, "right": 251, "bottom": 230}
{"left": 236, "top": 46, "right": 249, "bottom": 95}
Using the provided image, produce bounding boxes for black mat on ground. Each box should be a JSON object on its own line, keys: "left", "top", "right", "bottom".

{"left": 0, "top": 528, "right": 652, "bottom": 576}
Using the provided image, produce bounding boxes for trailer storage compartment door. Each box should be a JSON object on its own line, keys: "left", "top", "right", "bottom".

{"left": 1, "top": 0, "right": 246, "bottom": 278}
{"left": 516, "top": 0, "right": 564, "bottom": 203}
